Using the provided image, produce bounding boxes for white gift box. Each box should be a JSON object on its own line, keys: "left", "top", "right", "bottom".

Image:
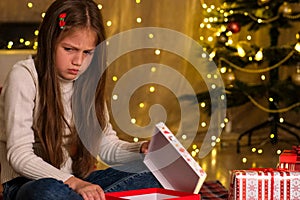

{"left": 143, "top": 122, "right": 207, "bottom": 194}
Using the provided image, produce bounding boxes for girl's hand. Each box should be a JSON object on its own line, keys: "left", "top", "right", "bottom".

{"left": 65, "top": 176, "right": 106, "bottom": 200}
{"left": 140, "top": 141, "right": 150, "bottom": 154}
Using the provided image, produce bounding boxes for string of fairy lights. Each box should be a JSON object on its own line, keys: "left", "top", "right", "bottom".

{"left": 199, "top": 0, "right": 300, "bottom": 163}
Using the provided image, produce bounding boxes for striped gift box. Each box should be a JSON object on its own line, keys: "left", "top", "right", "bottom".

{"left": 229, "top": 169, "right": 300, "bottom": 200}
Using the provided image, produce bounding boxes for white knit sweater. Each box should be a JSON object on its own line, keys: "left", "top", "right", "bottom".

{"left": 0, "top": 58, "right": 143, "bottom": 184}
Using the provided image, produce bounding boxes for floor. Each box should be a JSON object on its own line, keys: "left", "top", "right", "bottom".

{"left": 193, "top": 126, "right": 299, "bottom": 190}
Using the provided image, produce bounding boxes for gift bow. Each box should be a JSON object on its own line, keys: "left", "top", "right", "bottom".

{"left": 292, "top": 145, "right": 300, "bottom": 154}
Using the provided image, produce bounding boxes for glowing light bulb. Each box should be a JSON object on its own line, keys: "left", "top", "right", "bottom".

{"left": 112, "top": 76, "right": 118, "bottom": 81}
{"left": 237, "top": 45, "right": 246, "bottom": 57}
{"left": 27, "top": 2, "right": 33, "bottom": 8}
{"left": 97, "top": 4, "right": 103, "bottom": 9}
{"left": 148, "top": 33, "right": 154, "bottom": 39}
{"left": 112, "top": 94, "right": 118, "bottom": 100}
{"left": 106, "top": 20, "right": 112, "bottom": 27}
{"left": 136, "top": 17, "right": 142, "bottom": 23}
{"left": 149, "top": 86, "right": 155, "bottom": 92}
{"left": 151, "top": 66, "right": 156, "bottom": 72}
{"left": 255, "top": 48, "right": 263, "bottom": 61}
{"left": 295, "top": 43, "right": 300, "bottom": 53}
{"left": 139, "top": 103, "right": 145, "bottom": 108}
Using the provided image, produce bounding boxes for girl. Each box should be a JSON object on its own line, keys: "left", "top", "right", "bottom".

{"left": 0, "top": 0, "right": 160, "bottom": 199}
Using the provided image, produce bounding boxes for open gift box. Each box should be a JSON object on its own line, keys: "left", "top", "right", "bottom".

{"left": 106, "top": 122, "right": 206, "bottom": 200}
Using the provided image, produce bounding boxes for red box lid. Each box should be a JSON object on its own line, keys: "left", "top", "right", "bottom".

{"left": 105, "top": 188, "right": 201, "bottom": 200}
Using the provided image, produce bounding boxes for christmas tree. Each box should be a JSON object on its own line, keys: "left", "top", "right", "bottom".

{"left": 197, "top": 0, "right": 300, "bottom": 152}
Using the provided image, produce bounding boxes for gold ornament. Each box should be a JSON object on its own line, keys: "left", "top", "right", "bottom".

{"left": 278, "top": 2, "right": 292, "bottom": 15}
{"left": 291, "top": 65, "right": 300, "bottom": 86}
{"left": 257, "top": 0, "right": 270, "bottom": 6}
{"left": 222, "top": 68, "right": 236, "bottom": 88}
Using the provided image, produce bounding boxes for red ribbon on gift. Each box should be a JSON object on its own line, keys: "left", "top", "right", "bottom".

{"left": 292, "top": 145, "right": 300, "bottom": 155}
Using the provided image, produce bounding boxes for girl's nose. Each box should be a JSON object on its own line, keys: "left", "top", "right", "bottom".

{"left": 72, "top": 53, "right": 84, "bottom": 67}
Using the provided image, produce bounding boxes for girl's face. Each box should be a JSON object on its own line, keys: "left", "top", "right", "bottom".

{"left": 55, "top": 28, "right": 97, "bottom": 81}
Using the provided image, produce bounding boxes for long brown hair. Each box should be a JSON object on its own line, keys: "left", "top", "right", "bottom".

{"left": 34, "top": 0, "right": 106, "bottom": 178}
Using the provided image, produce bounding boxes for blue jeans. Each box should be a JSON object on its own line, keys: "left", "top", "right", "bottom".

{"left": 2, "top": 161, "right": 161, "bottom": 200}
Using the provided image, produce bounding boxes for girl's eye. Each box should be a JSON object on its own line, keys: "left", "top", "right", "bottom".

{"left": 64, "top": 47, "right": 73, "bottom": 52}
{"left": 84, "top": 50, "right": 94, "bottom": 55}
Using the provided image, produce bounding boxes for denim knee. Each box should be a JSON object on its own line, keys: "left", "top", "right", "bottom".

{"left": 15, "top": 178, "right": 82, "bottom": 200}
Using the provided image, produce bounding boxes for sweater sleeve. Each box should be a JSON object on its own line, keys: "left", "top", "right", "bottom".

{"left": 4, "top": 63, "right": 73, "bottom": 182}
{"left": 98, "top": 107, "right": 146, "bottom": 165}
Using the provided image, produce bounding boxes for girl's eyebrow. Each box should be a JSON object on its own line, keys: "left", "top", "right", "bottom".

{"left": 61, "top": 42, "right": 95, "bottom": 52}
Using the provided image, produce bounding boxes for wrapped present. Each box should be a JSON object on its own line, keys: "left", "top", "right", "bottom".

{"left": 105, "top": 188, "right": 201, "bottom": 200}
{"left": 278, "top": 145, "right": 300, "bottom": 171}
{"left": 229, "top": 168, "right": 300, "bottom": 200}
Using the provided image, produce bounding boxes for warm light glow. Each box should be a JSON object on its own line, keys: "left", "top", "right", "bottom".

{"left": 295, "top": 43, "right": 300, "bottom": 52}
{"left": 200, "top": 102, "right": 206, "bottom": 107}
{"left": 151, "top": 66, "right": 156, "bottom": 72}
{"left": 242, "top": 157, "right": 247, "bottom": 163}
{"left": 237, "top": 45, "right": 246, "bottom": 57}
{"left": 154, "top": 49, "right": 161, "bottom": 55}
{"left": 41, "top": 12, "right": 46, "bottom": 18}
{"left": 34, "top": 30, "right": 39, "bottom": 36}
{"left": 257, "top": 149, "right": 263, "bottom": 154}
{"left": 220, "top": 67, "right": 227, "bottom": 73}
{"left": 112, "top": 94, "right": 118, "bottom": 100}
{"left": 139, "top": 103, "right": 145, "bottom": 108}
{"left": 27, "top": 2, "right": 33, "bottom": 8}
{"left": 181, "top": 135, "right": 187, "bottom": 140}
{"left": 131, "top": 118, "right": 136, "bottom": 124}
{"left": 269, "top": 97, "right": 274, "bottom": 102}
{"left": 270, "top": 134, "right": 275, "bottom": 139}
{"left": 201, "top": 122, "right": 207, "bottom": 127}
{"left": 106, "top": 20, "right": 112, "bottom": 27}
{"left": 261, "top": 75, "right": 266, "bottom": 80}
{"left": 25, "top": 41, "right": 31, "bottom": 46}
{"left": 112, "top": 76, "right": 118, "bottom": 81}
{"left": 277, "top": 149, "right": 282, "bottom": 155}
{"left": 136, "top": 17, "right": 142, "bottom": 23}
{"left": 254, "top": 48, "right": 263, "bottom": 61}
{"left": 149, "top": 86, "right": 155, "bottom": 92}
{"left": 133, "top": 137, "right": 139, "bottom": 142}
{"left": 148, "top": 33, "right": 154, "bottom": 39}
{"left": 97, "top": 4, "right": 103, "bottom": 9}
{"left": 220, "top": 123, "right": 225, "bottom": 128}
{"left": 136, "top": 0, "right": 141, "bottom": 3}
{"left": 19, "top": 38, "right": 24, "bottom": 43}
{"left": 279, "top": 117, "right": 284, "bottom": 123}
{"left": 251, "top": 147, "right": 256, "bottom": 152}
